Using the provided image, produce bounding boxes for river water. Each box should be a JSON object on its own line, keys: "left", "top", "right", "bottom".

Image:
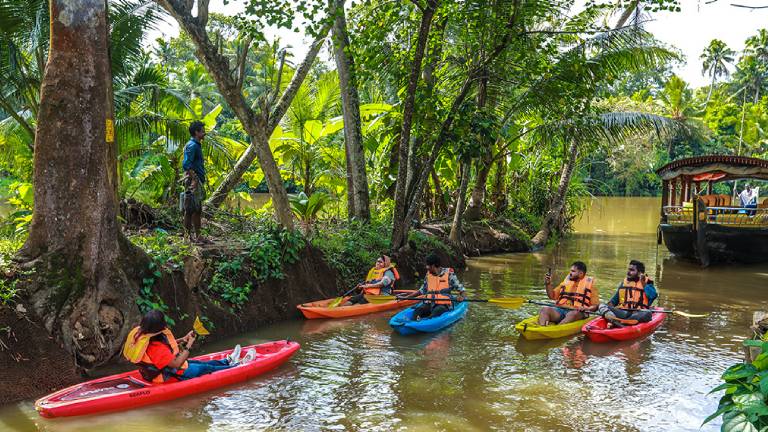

{"left": 2, "top": 197, "right": 765, "bottom": 431}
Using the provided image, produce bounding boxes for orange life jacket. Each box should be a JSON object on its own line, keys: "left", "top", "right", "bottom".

{"left": 363, "top": 265, "right": 400, "bottom": 295}
{"left": 555, "top": 276, "right": 595, "bottom": 308}
{"left": 618, "top": 278, "right": 650, "bottom": 310}
{"left": 425, "top": 268, "right": 454, "bottom": 306}
{"left": 123, "top": 326, "right": 187, "bottom": 383}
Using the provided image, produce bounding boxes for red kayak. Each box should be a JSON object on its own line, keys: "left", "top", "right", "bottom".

{"left": 35, "top": 340, "right": 299, "bottom": 418}
{"left": 582, "top": 308, "right": 666, "bottom": 343}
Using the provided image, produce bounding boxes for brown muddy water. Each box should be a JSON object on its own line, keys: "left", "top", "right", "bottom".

{"left": 1, "top": 197, "right": 764, "bottom": 431}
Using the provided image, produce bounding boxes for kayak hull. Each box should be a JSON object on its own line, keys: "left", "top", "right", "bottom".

{"left": 582, "top": 308, "right": 666, "bottom": 342}
{"left": 515, "top": 315, "right": 596, "bottom": 340}
{"left": 35, "top": 340, "right": 300, "bottom": 418}
{"left": 297, "top": 290, "right": 417, "bottom": 319}
{"left": 389, "top": 301, "right": 468, "bottom": 335}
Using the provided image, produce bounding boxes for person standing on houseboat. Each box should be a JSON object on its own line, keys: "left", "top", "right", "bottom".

{"left": 739, "top": 183, "right": 759, "bottom": 208}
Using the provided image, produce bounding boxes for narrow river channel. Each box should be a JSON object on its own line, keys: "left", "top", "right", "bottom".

{"left": 2, "top": 197, "right": 766, "bottom": 431}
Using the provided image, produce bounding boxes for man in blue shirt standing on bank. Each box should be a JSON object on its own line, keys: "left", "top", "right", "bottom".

{"left": 597, "top": 260, "right": 658, "bottom": 326}
{"left": 181, "top": 121, "right": 208, "bottom": 244}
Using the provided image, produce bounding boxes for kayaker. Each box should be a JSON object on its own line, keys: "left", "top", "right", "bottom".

{"left": 346, "top": 255, "right": 399, "bottom": 305}
{"left": 123, "top": 310, "right": 255, "bottom": 383}
{"left": 401, "top": 253, "right": 465, "bottom": 319}
{"left": 597, "top": 259, "right": 658, "bottom": 326}
{"left": 538, "top": 261, "right": 599, "bottom": 325}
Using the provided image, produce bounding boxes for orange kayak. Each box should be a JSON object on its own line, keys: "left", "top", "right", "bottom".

{"left": 298, "top": 291, "right": 418, "bottom": 319}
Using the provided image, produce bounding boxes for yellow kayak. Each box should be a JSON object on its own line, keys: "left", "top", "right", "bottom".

{"left": 515, "top": 315, "right": 596, "bottom": 340}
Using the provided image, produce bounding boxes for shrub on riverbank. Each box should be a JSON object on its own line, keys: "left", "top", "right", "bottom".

{"left": 704, "top": 339, "right": 768, "bottom": 430}
{"left": 310, "top": 220, "right": 392, "bottom": 286}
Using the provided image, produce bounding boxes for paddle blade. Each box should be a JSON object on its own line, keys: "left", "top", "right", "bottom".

{"left": 327, "top": 297, "right": 344, "bottom": 308}
{"left": 672, "top": 310, "right": 708, "bottom": 318}
{"left": 193, "top": 316, "right": 210, "bottom": 336}
{"left": 365, "top": 294, "right": 397, "bottom": 304}
{"left": 487, "top": 298, "right": 525, "bottom": 309}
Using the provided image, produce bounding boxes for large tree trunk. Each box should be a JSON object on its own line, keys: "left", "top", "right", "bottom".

{"left": 491, "top": 156, "right": 508, "bottom": 214}
{"left": 391, "top": 1, "right": 438, "bottom": 249}
{"left": 344, "top": 141, "right": 356, "bottom": 216}
{"left": 448, "top": 163, "right": 471, "bottom": 244}
{"left": 17, "top": 0, "right": 146, "bottom": 369}
{"left": 465, "top": 68, "right": 490, "bottom": 221}
{"left": 395, "top": 78, "right": 474, "bottom": 249}
{"left": 431, "top": 168, "right": 448, "bottom": 217}
{"left": 465, "top": 153, "right": 492, "bottom": 221}
{"left": 392, "top": 2, "right": 522, "bottom": 249}
{"left": 531, "top": 141, "right": 579, "bottom": 248}
{"left": 332, "top": 0, "right": 370, "bottom": 221}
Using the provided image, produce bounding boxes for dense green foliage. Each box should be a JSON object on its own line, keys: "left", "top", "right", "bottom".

{"left": 587, "top": 31, "right": 768, "bottom": 196}
{"left": 0, "top": 0, "right": 694, "bottom": 245}
{"left": 1, "top": 3, "right": 765, "bottom": 274}
{"left": 705, "top": 339, "right": 768, "bottom": 431}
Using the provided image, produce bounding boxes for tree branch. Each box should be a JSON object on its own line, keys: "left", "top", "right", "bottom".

{"left": 235, "top": 36, "right": 252, "bottom": 91}
{"left": 197, "top": 0, "right": 209, "bottom": 27}
{"left": 267, "top": 21, "right": 332, "bottom": 132}
{"left": 731, "top": 3, "right": 768, "bottom": 8}
{"left": 269, "top": 49, "right": 287, "bottom": 107}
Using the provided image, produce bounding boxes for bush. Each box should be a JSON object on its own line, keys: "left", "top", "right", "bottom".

{"left": 128, "top": 228, "right": 190, "bottom": 271}
{"left": 312, "top": 220, "right": 391, "bottom": 286}
{"left": 704, "top": 339, "right": 768, "bottom": 430}
{"left": 408, "top": 230, "right": 453, "bottom": 256}
{"left": 0, "top": 234, "right": 24, "bottom": 306}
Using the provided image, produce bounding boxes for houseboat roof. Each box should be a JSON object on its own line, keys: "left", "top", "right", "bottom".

{"left": 656, "top": 155, "right": 768, "bottom": 181}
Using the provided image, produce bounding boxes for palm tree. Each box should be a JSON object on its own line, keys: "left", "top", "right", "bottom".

{"left": 0, "top": 0, "right": 163, "bottom": 169}
{"left": 700, "top": 39, "right": 735, "bottom": 105}
{"left": 654, "top": 75, "right": 705, "bottom": 157}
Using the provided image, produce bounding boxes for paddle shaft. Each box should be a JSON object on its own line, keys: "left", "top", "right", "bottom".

{"left": 529, "top": 301, "right": 640, "bottom": 325}
{"left": 529, "top": 300, "right": 600, "bottom": 315}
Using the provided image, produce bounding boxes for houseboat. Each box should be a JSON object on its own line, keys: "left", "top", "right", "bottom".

{"left": 657, "top": 155, "right": 768, "bottom": 266}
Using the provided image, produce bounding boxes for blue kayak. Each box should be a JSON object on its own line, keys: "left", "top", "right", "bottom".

{"left": 389, "top": 301, "right": 469, "bottom": 335}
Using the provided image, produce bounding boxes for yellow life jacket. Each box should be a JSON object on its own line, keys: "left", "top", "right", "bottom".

{"left": 425, "top": 268, "right": 453, "bottom": 305}
{"left": 618, "top": 278, "right": 650, "bottom": 310}
{"left": 123, "top": 326, "right": 187, "bottom": 383}
{"left": 555, "top": 276, "right": 595, "bottom": 308}
{"left": 363, "top": 265, "right": 400, "bottom": 295}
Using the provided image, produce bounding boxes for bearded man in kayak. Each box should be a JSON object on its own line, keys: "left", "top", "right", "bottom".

{"left": 346, "top": 255, "right": 399, "bottom": 305}
{"left": 538, "top": 261, "right": 599, "bottom": 325}
{"left": 123, "top": 310, "right": 254, "bottom": 383}
{"left": 400, "top": 253, "right": 465, "bottom": 319}
{"left": 597, "top": 259, "right": 657, "bottom": 326}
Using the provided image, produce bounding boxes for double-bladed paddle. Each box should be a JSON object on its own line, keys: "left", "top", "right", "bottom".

{"left": 327, "top": 284, "right": 362, "bottom": 308}
{"left": 364, "top": 294, "right": 525, "bottom": 309}
{"left": 528, "top": 300, "right": 708, "bottom": 319}
{"left": 527, "top": 300, "right": 639, "bottom": 325}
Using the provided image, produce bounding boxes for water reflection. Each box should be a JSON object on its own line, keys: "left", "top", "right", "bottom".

{"left": 1, "top": 197, "right": 761, "bottom": 431}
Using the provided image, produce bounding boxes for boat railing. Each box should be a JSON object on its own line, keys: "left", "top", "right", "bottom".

{"left": 706, "top": 207, "right": 768, "bottom": 226}
{"left": 663, "top": 206, "right": 692, "bottom": 225}
{"left": 663, "top": 205, "right": 768, "bottom": 227}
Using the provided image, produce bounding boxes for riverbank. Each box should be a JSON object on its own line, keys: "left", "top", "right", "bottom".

{"left": 0, "top": 210, "right": 537, "bottom": 406}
